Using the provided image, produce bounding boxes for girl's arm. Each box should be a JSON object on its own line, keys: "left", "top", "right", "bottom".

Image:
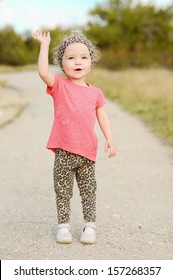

{"left": 96, "top": 106, "right": 116, "bottom": 158}
{"left": 33, "top": 30, "right": 55, "bottom": 87}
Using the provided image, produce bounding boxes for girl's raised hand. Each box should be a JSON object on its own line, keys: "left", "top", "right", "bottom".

{"left": 33, "top": 30, "right": 51, "bottom": 45}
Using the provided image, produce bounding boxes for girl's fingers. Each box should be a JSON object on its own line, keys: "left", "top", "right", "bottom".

{"left": 108, "top": 146, "right": 116, "bottom": 158}
{"left": 109, "top": 148, "right": 113, "bottom": 158}
{"left": 104, "top": 142, "right": 108, "bottom": 152}
{"left": 104, "top": 141, "right": 116, "bottom": 157}
{"left": 36, "top": 30, "right": 40, "bottom": 35}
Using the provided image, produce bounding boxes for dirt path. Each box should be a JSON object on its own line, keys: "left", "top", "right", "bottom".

{"left": 0, "top": 71, "right": 173, "bottom": 260}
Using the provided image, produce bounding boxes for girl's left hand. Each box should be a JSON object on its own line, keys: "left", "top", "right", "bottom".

{"left": 104, "top": 140, "right": 116, "bottom": 158}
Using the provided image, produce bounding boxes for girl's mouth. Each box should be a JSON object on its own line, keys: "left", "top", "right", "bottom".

{"left": 74, "top": 68, "right": 82, "bottom": 71}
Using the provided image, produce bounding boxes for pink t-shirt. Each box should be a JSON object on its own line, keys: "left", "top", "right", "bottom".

{"left": 46, "top": 75, "right": 106, "bottom": 162}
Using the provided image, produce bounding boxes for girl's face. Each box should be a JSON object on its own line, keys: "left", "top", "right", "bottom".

{"left": 62, "top": 43, "right": 91, "bottom": 85}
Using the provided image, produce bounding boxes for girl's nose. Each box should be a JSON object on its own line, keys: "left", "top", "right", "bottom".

{"left": 75, "top": 58, "right": 81, "bottom": 64}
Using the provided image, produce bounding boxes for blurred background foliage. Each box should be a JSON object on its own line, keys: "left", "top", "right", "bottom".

{"left": 1, "top": 0, "right": 173, "bottom": 69}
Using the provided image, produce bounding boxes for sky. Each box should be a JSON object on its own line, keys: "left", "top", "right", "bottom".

{"left": 0, "top": 0, "right": 172, "bottom": 34}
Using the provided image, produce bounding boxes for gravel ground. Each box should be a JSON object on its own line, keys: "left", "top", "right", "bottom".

{"left": 0, "top": 71, "right": 173, "bottom": 260}
{"left": 0, "top": 84, "right": 28, "bottom": 128}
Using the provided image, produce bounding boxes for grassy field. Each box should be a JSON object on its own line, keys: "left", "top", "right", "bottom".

{"left": 0, "top": 64, "right": 37, "bottom": 72}
{"left": 87, "top": 68, "right": 173, "bottom": 146}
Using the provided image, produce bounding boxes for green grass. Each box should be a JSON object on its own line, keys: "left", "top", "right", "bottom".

{"left": 0, "top": 64, "right": 37, "bottom": 73}
{"left": 88, "top": 68, "right": 173, "bottom": 145}
{"left": 0, "top": 80, "right": 9, "bottom": 88}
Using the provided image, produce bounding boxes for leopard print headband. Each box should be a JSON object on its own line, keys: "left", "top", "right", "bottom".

{"left": 52, "top": 31, "right": 100, "bottom": 69}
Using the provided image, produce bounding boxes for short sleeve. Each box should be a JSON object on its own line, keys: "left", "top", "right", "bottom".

{"left": 46, "top": 75, "right": 60, "bottom": 97}
{"left": 96, "top": 89, "right": 106, "bottom": 109}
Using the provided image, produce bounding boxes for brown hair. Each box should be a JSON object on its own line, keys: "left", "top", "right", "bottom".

{"left": 52, "top": 31, "right": 100, "bottom": 69}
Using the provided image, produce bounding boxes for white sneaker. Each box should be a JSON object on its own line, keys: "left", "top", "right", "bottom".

{"left": 80, "top": 226, "right": 96, "bottom": 245}
{"left": 56, "top": 224, "right": 72, "bottom": 244}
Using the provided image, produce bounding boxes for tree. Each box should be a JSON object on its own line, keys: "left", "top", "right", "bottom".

{"left": 84, "top": 0, "right": 173, "bottom": 68}
{"left": 0, "top": 26, "right": 28, "bottom": 65}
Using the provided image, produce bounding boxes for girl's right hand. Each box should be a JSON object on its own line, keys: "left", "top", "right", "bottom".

{"left": 33, "top": 30, "right": 51, "bottom": 46}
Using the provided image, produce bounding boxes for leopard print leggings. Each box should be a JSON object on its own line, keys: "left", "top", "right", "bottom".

{"left": 53, "top": 149, "right": 97, "bottom": 224}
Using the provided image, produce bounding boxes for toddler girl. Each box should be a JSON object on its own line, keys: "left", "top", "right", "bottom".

{"left": 33, "top": 30, "right": 116, "bottom": 244}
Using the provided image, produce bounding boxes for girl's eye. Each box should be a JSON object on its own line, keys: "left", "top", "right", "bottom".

{"left": 82, "top": 56, "right": 88, "bottom": 59}
{"left": 68, "top": 57, "right": 74, "bottom": 60}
